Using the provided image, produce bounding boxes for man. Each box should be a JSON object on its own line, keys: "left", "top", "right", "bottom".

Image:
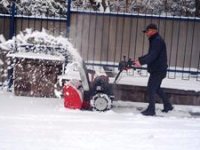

{"left": 134, "top": 23, "right": 173, "bottom": 116}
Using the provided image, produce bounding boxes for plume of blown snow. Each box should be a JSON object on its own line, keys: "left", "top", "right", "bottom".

{"left": 0, "top": 29, "right": 82, "bottom": 63}
{"left": 0, "top": 35, "right": 6, "bottom": 43}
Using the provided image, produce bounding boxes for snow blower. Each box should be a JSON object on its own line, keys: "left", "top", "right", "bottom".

{"left": 60, "top": 56, "right": 135, "bottom": 111}
{"left": 60, "top": 60, "right": 113, "bottom": 111}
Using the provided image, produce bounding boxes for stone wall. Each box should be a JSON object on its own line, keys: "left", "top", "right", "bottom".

{"left": 113, "top": 84, "right": 200, "bottom": 106}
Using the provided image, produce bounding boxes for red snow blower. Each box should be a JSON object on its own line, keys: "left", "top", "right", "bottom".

{"left": 62, "top": 56, "right": 135, "bottom": 111}
{"left": 62, "top": 61, "right": 113, "bottom": 111}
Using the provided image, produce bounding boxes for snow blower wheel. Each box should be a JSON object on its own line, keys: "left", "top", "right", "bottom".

{"left": 91, "top": 93, "right": 112, "bottom": 111}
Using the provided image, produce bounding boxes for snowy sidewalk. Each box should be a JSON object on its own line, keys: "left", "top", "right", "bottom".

{"left": 0, "top": 91, "right": 200, "bottom": 150}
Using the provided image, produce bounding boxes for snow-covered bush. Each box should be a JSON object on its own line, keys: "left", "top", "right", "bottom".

{"left": 0, "top": 0, "right": 67, "bottom": 17}
{"left": 0, "top": 0, "right": 10, "bottom": 14}
{"left": 15, "top": 0, "right": 67, "bottom": 17}
{"left": 109, "top": 0, "right": 196, "bottom": 16}
{"left": 168, "top": 0, "right": 196, "bottom": 16}
{"left": 0, "top": 0, "right": 198, "bottom": 17}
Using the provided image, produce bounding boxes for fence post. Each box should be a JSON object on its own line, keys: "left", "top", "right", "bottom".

{"left": 9, "top": 1, "right": 16, "bottom": 39}
{"left": 66, "top": 0, "right": 72, "bottom": 37}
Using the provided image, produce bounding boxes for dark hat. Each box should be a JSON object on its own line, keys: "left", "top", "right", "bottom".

{"left": 142, "top": 23, "right": 158, "bottom": 33}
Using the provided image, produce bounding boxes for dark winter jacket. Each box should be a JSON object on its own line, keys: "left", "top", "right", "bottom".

{"left": 139, "top": 33, "right": 168, "bottom": 74}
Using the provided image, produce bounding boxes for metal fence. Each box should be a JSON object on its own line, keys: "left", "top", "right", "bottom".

{"left": 69, "top": 11, "right": 200, "bottom": 81}
{"left": 0, "top": 1, "right": 200, "bottom": 81}
{"left": 0, "top": 2, "right": 70, "bottom": 39}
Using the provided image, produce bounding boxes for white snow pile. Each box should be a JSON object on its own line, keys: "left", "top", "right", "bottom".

{"left": 0, "top": 29, "right": 82, "bottom": 62}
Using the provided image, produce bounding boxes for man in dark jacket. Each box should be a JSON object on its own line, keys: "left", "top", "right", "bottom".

{"left": 134, "top": 23, "right": 173, "bottom": 116}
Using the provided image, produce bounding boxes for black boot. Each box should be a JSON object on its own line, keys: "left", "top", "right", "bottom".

{"left": 162, "top": 104, "right": 173, "bottom": 113}
{"left": 141, "top": 106, "right": 155, "bottom": 116}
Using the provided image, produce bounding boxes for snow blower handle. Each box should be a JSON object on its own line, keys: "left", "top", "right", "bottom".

{"left": 114, "top": 56, "right": 136, "bottom": 84}
{"left": 127, "top": 58, "right": 136, "bottom": 70}
{"left": 117, "top": 56, "right": 137, "bottom": 72}
{"left": 118, "top": 56, "right": 127, "bottom": 71}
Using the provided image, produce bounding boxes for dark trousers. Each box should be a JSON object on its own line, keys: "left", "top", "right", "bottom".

{"left": 8, "top": 77, "right": 13, "bottom": 89}
{"left": 147, "top": 72, "right": 170, "bottom": 110}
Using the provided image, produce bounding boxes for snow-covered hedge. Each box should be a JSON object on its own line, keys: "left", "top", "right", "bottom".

{"left": 16, "top": 0, "right": 67, "bottom": 17}
{"left": 0, "top": 0, "right": 198, "bottom": 17}
{"left": 0, "top": 0, "right": 67, "bottom": 17}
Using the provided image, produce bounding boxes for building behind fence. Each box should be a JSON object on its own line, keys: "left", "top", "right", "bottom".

{"left": 0, "top": 1, "right": 199, "bottom": 81}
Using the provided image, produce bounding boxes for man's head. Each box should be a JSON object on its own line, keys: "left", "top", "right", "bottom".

{"left": 143, "top": 23, "right": 158, "bottom": 37}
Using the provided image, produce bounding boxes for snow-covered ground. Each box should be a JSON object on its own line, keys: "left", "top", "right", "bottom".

{"left": 0, "top": 90, "right": 200, "bottom": 150}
